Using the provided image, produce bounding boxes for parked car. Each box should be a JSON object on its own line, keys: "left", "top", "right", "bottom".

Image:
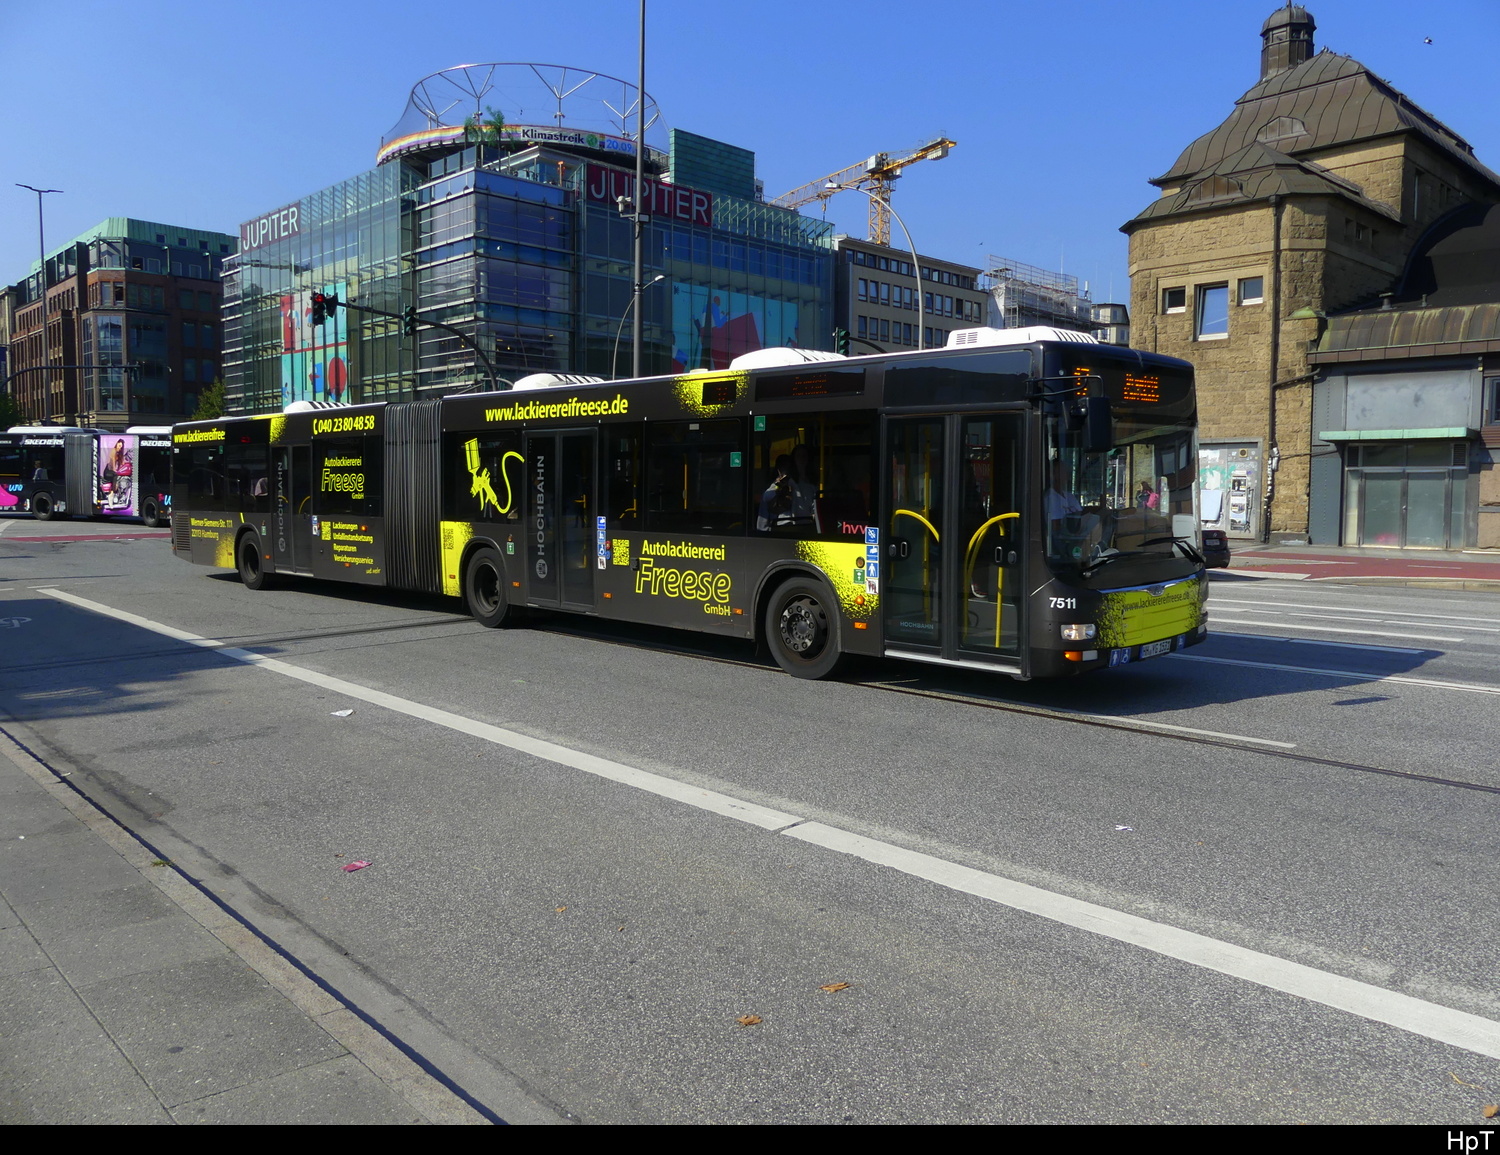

{"left": 1201, "top": 528, "right": 1230, "bottom": 569}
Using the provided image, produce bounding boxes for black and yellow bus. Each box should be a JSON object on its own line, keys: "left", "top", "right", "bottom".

{"left": 169, "top": 328, "right": 1207, "bottom": 679}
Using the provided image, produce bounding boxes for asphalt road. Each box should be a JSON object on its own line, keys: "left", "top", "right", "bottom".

{"left": 2, "top": 515, "right": 1497, "bottom": 1124}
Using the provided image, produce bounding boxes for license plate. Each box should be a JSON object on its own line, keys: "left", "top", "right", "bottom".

{"left": 1139, "top": 639, "right": 1172, "bottom": 659}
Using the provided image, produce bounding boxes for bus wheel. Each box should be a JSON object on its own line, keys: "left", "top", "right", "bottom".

{"left": 141, "top": 500, "right": 161, "bottom": 528}
{"left": 238, "top": 536, "right": 271, "bottom": 590}
{"left": 766, "top": 577, "right": 845, "bottom": 680}
{"left": 31, "top": 494, "right": 53, "bottom": 521}
{"left": 463, "top": 547, "right": 512, "bottom": 628}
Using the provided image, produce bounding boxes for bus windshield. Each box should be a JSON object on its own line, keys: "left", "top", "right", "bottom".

{"left": 1044, "top": 408, "right": 1199, "bottom": 579}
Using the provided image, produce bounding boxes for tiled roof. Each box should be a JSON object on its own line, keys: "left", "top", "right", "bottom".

{"left": 1154, "top": 50, "right": 1497, "bottom": 189}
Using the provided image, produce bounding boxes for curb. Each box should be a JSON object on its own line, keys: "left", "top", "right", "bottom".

{"left": 0, "top": 727, "right": 493, "bottom": 1126}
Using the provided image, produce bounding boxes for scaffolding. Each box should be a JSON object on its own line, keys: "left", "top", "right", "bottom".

{"left": 981, "top": 256, "right": 1092, "bottom": 331}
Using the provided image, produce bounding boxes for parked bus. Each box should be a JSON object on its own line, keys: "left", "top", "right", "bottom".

{"left": 0, "top": 426, "right": 173, "bottom": 526}
{"left": 169, "top": 327, "right": 1207, "bottom": 679}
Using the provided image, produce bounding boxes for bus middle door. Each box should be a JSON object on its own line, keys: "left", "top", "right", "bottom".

{"left": 524, "top": 430, "right": 596, "bottom": 611}
{"left": 272, "top": 445, "right": 314, "bottom": 575}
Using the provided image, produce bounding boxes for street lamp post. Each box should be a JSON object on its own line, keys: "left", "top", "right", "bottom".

{"left": 825, "top": 182, "right": 927, "bottom": 350}
{"left": 613, "top": 273, "right": 665, "bottom": 378}
{"left": 632, "top": 0, "right": 647, "bottom": 378}
{"left": 16, "top": 184, "right": 62, "bottom": 416}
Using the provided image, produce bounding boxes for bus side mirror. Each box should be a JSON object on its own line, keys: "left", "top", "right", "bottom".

{"left": 1084, "top": 397, "right": 1113, "bottom": 453}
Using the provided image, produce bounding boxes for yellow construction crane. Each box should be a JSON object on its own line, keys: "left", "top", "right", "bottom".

{"left": 770, "top": 137, "right": 956, "bottom": 245}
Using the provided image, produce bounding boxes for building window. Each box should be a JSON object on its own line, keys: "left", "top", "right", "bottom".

{"left": 1196, "top": 284, "right": 1229, "bottom": 339}
{"left": 1162, "top": 287, "right": 1186, "bottom": 314}
{"left": 1238, "top": 277, "right": 1264, "bottom": 305}
{"left": 1485, "top": 378, "right": 1500, "bottom": 425}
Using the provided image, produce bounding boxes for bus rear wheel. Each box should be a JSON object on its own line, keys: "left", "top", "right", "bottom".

{"left": 238, "top": 536, "right": 271, "bottom": 590}
{"left": 766, "top": 577, "right": 845, "bottom": 680}
{"left": 463, "top": 547, "right": 512, "bottom": 628}
{"left": 141, "top": 500, "right": 162, "bottom": 528}
{"left": 31, "top": 493, "right": 54, "bottom": 521}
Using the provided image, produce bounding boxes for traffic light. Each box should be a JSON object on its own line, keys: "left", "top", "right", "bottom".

{"left": 402, "top": 306, "right": 417, "bottom": 337}
{"left": 834, "top": 327, "right": 850, "bottom": 355}
{"left": 310, "top": 292, "right": 327, "bottom": 326}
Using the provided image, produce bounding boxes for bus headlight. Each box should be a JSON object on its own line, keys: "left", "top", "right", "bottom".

{"left": 1060, "top": 623, "right": 1096, "bottom": 641}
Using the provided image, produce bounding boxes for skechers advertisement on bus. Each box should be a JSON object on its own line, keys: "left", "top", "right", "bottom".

{"left": 94, "top": 434, "right": 140, "bottom": 518}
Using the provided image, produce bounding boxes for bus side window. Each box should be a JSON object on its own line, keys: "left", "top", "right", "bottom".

{"left": 445, "top": 431, "right": 521, "bottom": 523}
{"left": 753, "top": 411, "right": 876, "bottom": 538}
{"left": 646, "top": 419, "right": 745, "bottom": 534}
{"left": 316, "top": 436, "right": 381, "bottom": 518}
{"left": 185, "top": 444, "right": 225, "bottom": 512}
{"left": 605, "top": 424, "right": 643, "bottom": 527}
{"left": 225, "top": 437, "right": 269, "bottom": 515}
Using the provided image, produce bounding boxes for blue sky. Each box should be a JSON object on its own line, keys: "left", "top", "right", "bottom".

{"left": 4, "top": 0, "right": 1498, "bottom": 305}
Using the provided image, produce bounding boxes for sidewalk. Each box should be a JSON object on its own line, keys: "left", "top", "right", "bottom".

{"left": 0, "top": 727, "right": 490, "bottom": 1125}
{"left": 1216, "top": 541, "right": 1500, "bottom": 590}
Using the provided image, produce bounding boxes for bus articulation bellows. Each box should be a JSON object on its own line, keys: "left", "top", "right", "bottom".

{"left": 170, "top": 328, "right": 1207, "bottom": 679}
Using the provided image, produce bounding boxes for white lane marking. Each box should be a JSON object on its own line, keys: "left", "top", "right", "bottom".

{"left": 45, "top": 588, "right": 224, "bottom": 647}
{"left": 783, "top": 822, "right": 1500, "bottom": 1062}
{"left": 1210, "top": 631, "right": 1423, "bottom": 655}
{"left": 1217, "top": 605, "right": 1500, "bottom": 635}
{"left": 1208, "top": 617, "right": 1463, "bottom": 644}
{"left": 38, "top": 587, "right": 1500, "bottom": 1062}
{"left": 38, "top": 588, "right": 795, "bottom": 831}
{"left": 1211, "top": 597, "right": 1500, "bottom": 627}
{"left": 1174, "top": 652, "right": 1500, "bottom": 696}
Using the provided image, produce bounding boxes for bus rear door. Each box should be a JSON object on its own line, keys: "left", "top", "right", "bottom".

{"left": 883, "top": 413, "right": 1026, "bottom": 672}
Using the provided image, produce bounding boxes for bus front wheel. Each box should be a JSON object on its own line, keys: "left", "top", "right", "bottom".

{"left": 238, "top": 536, "right": 271, "bottom": 590}
{"left": 765, "top": 577, "right": 845, "bottom": 680}
{"left": 463, "top": 547, "right": 512, "bottom": 628}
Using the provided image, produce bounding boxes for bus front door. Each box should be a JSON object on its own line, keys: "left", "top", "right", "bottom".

{"left": 525, "top": 430, "right": 596, "bottom": 610}
{"left": 272, "top": 445, "right": 314, "bottom": 575}
{"left": 883, "top": 414, "right": 1024, "bottom": 670}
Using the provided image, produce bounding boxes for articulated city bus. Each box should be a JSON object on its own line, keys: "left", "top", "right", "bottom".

{"left": 0, "top": 426, "right": 173, "bottom": 526}
{"left": 169, "top": 328, "right": 1206, "bottom": 679}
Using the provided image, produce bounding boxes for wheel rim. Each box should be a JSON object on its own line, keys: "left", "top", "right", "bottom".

{"left": 473, "top": 562, "right": 501, "bottom": 615}
{"left": 778, "top": 595, "right": 827, "bottom": 658}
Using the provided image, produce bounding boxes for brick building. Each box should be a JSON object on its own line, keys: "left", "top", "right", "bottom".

{"left": 1122, "top": 6, "right": 1500, "bottom": 542}
{"left": 3, "top": 219, "right": 236, "bottom": 429}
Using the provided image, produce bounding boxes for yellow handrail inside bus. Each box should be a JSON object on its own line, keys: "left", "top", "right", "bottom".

{"left": 964, "top": 512, "right": 1019, "bottom": 650}
{"left": 894, "top": 508, "right": 940, "bottom": 623}
{"left": 893, "top": 509, "right": 939, "bottom": 542}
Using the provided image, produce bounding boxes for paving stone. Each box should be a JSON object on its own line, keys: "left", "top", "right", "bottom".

{"left": 0, "top": 924, "right": 50, "bottom": 978}
{"left": 40, "top": 911, "right": 230, "bottom": 987}
{"left": 0, "top": 830, "right": 143, "bottom": 907}
{"left": 0, "top": 967, "right": 96, "bottom": 1036}
{"left": 170, "top": 1055, "right": 427, "bottom": 1125}
{"left": 0, "top": 1020, "right": 172, "bottom": 1125}
{"left": 12, "top": 881, "right": 180, "bottom": 935}
{"left": 77, "top": 955, "right": 348, "bottom": 1107}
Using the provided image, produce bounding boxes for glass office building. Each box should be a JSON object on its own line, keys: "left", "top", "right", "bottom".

{"left": 224, "top": 65, "right": 834, "bottom": 413}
